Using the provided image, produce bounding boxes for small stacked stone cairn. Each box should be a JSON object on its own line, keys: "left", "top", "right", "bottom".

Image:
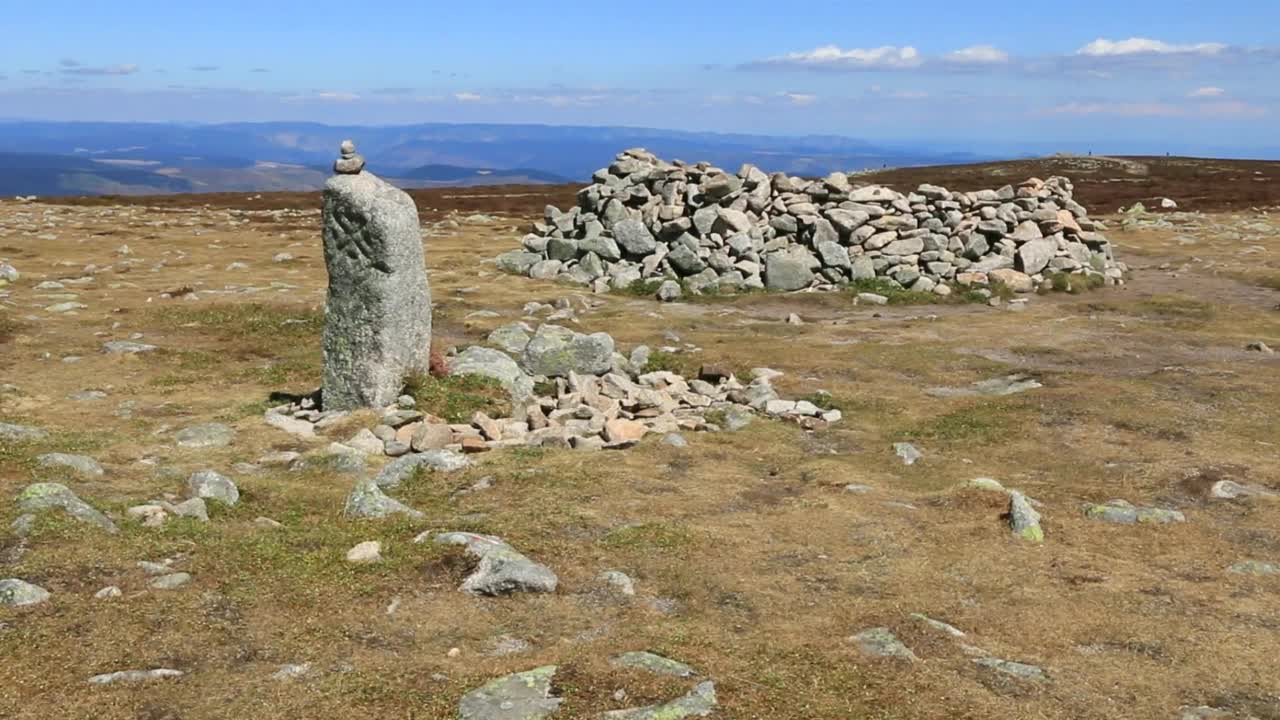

{"left": 269, "top": 323, "right": 838, "bottom": 456}
{"left": 496, "top": 148, "right": 1127, "bottom": 298}
{"left": 320, "top": 140, "right": 433, "bottom": 410}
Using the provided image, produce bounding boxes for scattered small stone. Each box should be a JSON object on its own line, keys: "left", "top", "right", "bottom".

{"left": 346, "top": 541, "right": 383, "bottom": 564}
{"left": 188, "top": 470, "right": 240, "bottom": 506}
{"left": 0, "top": 578, "right": 51, "bottom": 607}
{"left": 925, "top": 374, "right": 1042, "bottom": 399}
{"left": 849, "top": 627, "right": 918, "bottom": 660}
{"left": 148, "top": 573, "right": 192, "bottom": 590}
{"left": 894, "top": 442, "right": 923, "bottom": 466}
{"left": 1245, "top": 342, "right": 1274, "bottom": 354}
{"left": 272, "top": 663, "right": 313, "bottom": 681}
{"left": 598, "top": 570, "right": 636, "bottom": 596}
{"left": 373, "top": 450, "right": 470, "bottom": 488}
{"left": 662, "top": 433, "right": 688, "bottom": 448}
{"left": 254, "top": 516, "right": 284, "bottom": 529}
{"left": 94, "top": 586, "right": 123, "bottom": 600}
{"left": 844, "top": 484, "right": 874, "bottom": 494}
{"left": 1009, "top": 491, "right": 1044, "bottom": 543}
{"left": 487, "top": 635, "right": 532, "bottom": 657}
{"left": 88, "top": 669, "right": 184, "bottom": 686}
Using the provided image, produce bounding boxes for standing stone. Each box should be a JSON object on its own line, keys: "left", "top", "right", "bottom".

{"left": 321, "top": 141, "right": 432, "bottom": 410}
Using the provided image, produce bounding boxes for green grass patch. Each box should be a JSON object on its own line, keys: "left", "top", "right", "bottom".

{"left": 642, "top": 349, "right": 698, "bottom": 376}
{"left": 602, "top": 522, "right": 693, "bottom": 555}
{"left": 402, "top": 372, "right": 510, "bottom": 423}
{"left": 150, "top": 303, "right": 323, "bottom": 341}
{"left": 799, "top": 391, "right": 841, "bottom": 411}
{"left": 897, "top": 401, "right": 1029, "bottom": 445}
{"left": 618, "top": 279, "right": 665, "bottom": 297}
{"left": 1134, "top": 295, "right": 1216, "bottom": 323}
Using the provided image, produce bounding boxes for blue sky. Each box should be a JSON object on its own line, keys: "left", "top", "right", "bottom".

{"left": 3, "top": 0, "right": 1278, "bottom": 152}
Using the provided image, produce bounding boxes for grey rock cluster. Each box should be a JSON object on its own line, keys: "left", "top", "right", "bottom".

{"left": 321, "top": 142, "right": 433, "bottom": 410}
{"left": 497, "top": 148, "right": 1126, "bottom": 297}
{"left": 273, "top": 323, "right": 838, "bottom": 458}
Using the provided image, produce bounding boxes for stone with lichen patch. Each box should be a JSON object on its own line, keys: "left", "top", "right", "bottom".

{"left": 457, "top": 665, "right": 562, "bottom": 720}
{"left": 16, "top": 483, "right": 117, "bottom": 533}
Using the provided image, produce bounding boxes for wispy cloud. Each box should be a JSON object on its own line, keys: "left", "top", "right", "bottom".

{"left": 1076, "top": 37, "right": 1227, "bottom": 57}
{"left": 250, "top": 67, "right": 270, "bottom": 73}
{"left": 781, "top": 92, "right": 817, "bottom": 106}
{"left": 190, "top": 65, "right": 220, "bottom": 72}
{"left": 744, "top": 45, "right": 923, "bottom": 71}
{"left": 1189, "top": 86, "right": 1226, "bottom": 98}
{"left": 60, "top": 63, "right": 140, "bottom": 76}
{"left": 59, "top": 58, "right": 81, "bottom": 68}
{"left": 1047, "top": 101, "right": 1184, "bottom": 117}
{"left": 1198, "top": 100, "right": 1266, "bottom": 117}
{"left": 943, "top": 45, "right": 1009, "bottom": 65}
{"left": 454, "top": 91, "right": 487, "bottom": 103}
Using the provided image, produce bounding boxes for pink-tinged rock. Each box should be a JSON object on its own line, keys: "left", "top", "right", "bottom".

{"left": 603, "top": 419, "right": 647, "bottom": 444}
{"left": 988, "top": 268, "right": 1034, "bottom": 293}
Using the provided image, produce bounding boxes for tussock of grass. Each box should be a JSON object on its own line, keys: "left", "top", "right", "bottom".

{"left": 641, "top": 349, "right": 697, "bottom": 376}
{"left": 602, "top": 522, "right": 693, "bottom": 554}
{"left": 402, "top": 372, "right": 509, "bottom": 423}
{"left": 1134, "top": 295, "right": 1216, "bottom": 322}
{"left": 618, "top": 279, "right": 665, "bottom": 297}
{"left": 1039, "top": 271, "right": 1106, "bottom": 295}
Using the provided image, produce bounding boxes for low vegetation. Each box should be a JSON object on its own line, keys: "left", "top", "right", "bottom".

{"left": 401, "top": 372, "right": 510, "bottom": 422}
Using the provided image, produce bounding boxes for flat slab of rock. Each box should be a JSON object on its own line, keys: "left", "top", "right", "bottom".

{"left": 458, "top": 665, "right": 562, "bottom": 720}
{"left": 0, "top": 422, "right": 47, "bottom": 442}
{"left": 849, "top": 627, "right": 918, "bottom": 661}
{"left": 373, "top": 450, "right": 470, "bottom": 488}
{"left": 88, "top": 668, "right": 184, "bottom": 685}
{"left": 264, "top": 412, "right": 318, "bottom": 440}
{"left": 973, "top": 656, "right": 1047, "bottom": 682}
{"left": 102, "top": 340, "right": 157, "bottom": 354}
{"left": 0, "top": 578, "right": 51, "bottom": 607}
{"left": 36, "top": 453, "right": 104, "bottom": 478}
{"left": 344, "top": 479, "right": 425, "bottom": 520}
{"left": 925, "top": 374, "right": 1042, "bottom": 398}
{"left": 611, "top": 651, "right": 697, "bottom": 678}
{"left": 432, "top": 532, "right": 558, "bottom": 596}
{"left": 602, "top": 681, "right": 717, "bottom": 719}
{"left": 16, "top": 483, "right": 118, "bottom": 533}
{"left": 174, "top": 423, "right": 235, "bottom": 449}
{"left": 321, "top": 164, "right": 433, "bottom": 410}
{"left": 1084, "top": 499, "right": 1185, "bottom": 525}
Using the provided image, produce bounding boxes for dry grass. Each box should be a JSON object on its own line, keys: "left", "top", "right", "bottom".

{"left": 0, "top": 192, "right": 1278, "bottom": 719}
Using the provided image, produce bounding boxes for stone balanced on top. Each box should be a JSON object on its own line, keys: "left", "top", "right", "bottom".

{"left": 321, "top": 140, "right": 432, "bottom": 410}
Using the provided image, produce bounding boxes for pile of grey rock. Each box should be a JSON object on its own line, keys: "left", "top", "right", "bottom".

{"left": 273, "top": 323, "right": 837, "bottom": 457}
{"left": 496, "top": 148, "right": 1127, "bottom": 298}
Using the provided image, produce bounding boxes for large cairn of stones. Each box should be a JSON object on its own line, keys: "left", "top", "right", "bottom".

{"left": 321, "top": 141, "right": 434, "bottom": 410}
{"left": 497, "top": 148, "right": 1127, "bottom": 297}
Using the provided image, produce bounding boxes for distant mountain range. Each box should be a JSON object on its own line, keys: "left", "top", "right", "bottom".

{"left": 0, "top": 121, "right": 990, "bottom": 197}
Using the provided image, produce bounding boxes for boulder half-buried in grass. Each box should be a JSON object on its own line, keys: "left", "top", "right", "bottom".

{"left": 925, "top": 374, "right": 1042, "bottom": 398}
{"left": 16, "top": 482, "right": 118, "bottom": 533}
{"left": 429, "top": 532, "right": 558, "bottom": 596}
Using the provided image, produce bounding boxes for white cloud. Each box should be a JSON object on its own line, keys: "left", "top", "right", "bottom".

{"left": 1077, "top": 38, "right": 1227, "bottom": 57}
{"left": 1189, "top": 86, "right": 1225, "bottom": 98}
{"left": 782, "top": 92, "right": 817, "bottom": 106}
{"left": 454, "top": 91, "right": 486, "bottom": 103}
{"left": 944, "top": 45, "right": 1009, "bottom": 64}
{"left": 752, "top": 45, "right": 923, "bottom": 70}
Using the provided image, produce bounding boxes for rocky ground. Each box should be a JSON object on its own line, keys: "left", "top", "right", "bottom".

{"left": 1, "top": 159, "right": 1279, "bottom": 719}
